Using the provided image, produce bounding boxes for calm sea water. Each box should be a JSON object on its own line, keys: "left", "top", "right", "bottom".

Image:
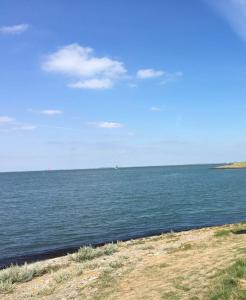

{"left": 0, "top": 165, "right": 245, "bottom": 267}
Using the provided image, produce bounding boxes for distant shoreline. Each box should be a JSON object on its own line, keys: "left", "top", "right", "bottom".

{"left": 0, "top": 163, "right": 222, "bottom": 174}
{"left": 215, "top": 162, "right": 246, "bottom": 169}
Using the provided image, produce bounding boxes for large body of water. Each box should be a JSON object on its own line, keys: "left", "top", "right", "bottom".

{"left": 0, "top": 165, "right": 245, "bottom": 267}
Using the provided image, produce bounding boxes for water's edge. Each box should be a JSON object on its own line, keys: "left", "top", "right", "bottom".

{"left": 1, "top": 220, "right": 245, "bottom": 270}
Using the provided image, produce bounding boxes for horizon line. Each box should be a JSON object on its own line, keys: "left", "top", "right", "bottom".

{"left": 0, "top": 162, "right": 229, "bottom": 174}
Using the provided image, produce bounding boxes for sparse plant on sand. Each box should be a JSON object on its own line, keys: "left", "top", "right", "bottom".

{"left": 70, "top": 243, "right": 118, "bottom": 263}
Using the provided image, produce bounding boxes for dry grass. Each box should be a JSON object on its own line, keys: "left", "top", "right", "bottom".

{"left": 69, "top": 243, "right": 118, "bottom": 262}
{"left": 0, "top": 222, "right": 245, "bottom": 300}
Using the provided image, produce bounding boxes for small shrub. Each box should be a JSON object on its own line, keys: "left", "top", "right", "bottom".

{"left": 83, "top": 261, "right": 100, "bottom": 270}
{"left": 0, "top": 262, "right": 68, "bottom": 287}
{"left": 161, "top": 291, "right": 180, "bottom": 299}
{"left": 75, "top": 265, "right": 83, "bottom": 276}
{"left": 0, "top": 280, "right": 15, "bottom": 294}
{"left": 70, "top": 243, "right": 118, "bottom": 263}
{"left": 214, "top": 229, "right": 231, "bottom": 238}
{"left": 70, "top": 246, "right": 103, "bottom": 262}
{"left": 37, "top": 282, "right": 56, "bottom": 296}
{"left": 109, "top": 260, "right": 124, "bottom": 269}
{"left": 96, "top": 268, "right": 116, "bottom": 289}
{"left": 102, "top": 243, "right": 118, "bottom": 256}
{"left": 53, "top": 269, "right": 72, "bottom": 283}
{"left": 0, "top": 264, "right": 43, "bottom": 284}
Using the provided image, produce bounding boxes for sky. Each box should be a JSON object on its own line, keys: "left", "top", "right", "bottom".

{"left": 1, "top": 0, "right": 246, "bottom": 172}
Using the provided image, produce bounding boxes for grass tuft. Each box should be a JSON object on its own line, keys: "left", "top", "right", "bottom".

{"left": 0, "top": 280, "right": 15, "bottom": 294}
{"left": 53, "top": 269, "right": 72, "bottom": 284}
{"left": 209, "top": 258, "right": 246, "bottom": 300}
{"left": 0, "top": 261, "right": 69, "bottom": 293}
{"left": 70, "top": 243, "right": 118, "bottom": 263}
{"left": 109, "top": 260, "right": 124, "bottom": 269}
{"left": 37, "top": 282, "right": 56, "bottom": 296}
{"left": 214, "top": 226, "right": 246, "bottom": 238}
{"left": 96, "top": 268, "right": 116, "bottom": 289}
{"left": 103, "top": 243, "right": 118, "bottom": 255}
{"left": 214, "top": 229, "right": 231, "bottom": 238}
{"left": 0, "top": 263, "right": 44, "bottom": 285}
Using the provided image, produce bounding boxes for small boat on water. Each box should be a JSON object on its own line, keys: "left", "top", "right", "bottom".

{"left": 114, "top": 165, "right": 119, "bottom": 170}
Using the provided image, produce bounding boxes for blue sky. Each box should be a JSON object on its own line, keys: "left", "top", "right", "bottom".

{"left": 1, "top": 0, "right": 246, "bottom": 171}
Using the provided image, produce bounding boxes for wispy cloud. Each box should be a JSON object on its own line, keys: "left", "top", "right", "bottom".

{"left": 0, "top": 115, "right": 36, "bottom": 132}
{"left": 87, "top": 121, "right": 124, "bottom": 129}
{"left": 0, "top": 24, "right": 29, "bottom": 34}
{"left": 150, "top": 106, "right": 161, "bottom": 112}
{"left": 12, "top": 125, "right": 37, "bottom": 131}
{"left": 40, "top": 109, "right": 63, "bottom": 115}
{"left": 42, "top": 44, "right": 127, "bottom": 89}
{"left": 137, "top": 69, "right": 164, "bottom": 79}
{"left": 68, "top": 78, "right": 113, "bottom": 89}
{"left": 160, "top": 71, "right": 183, "bottom": 85}
{"left": 207, "top": 0, "right": 246, "bottom": 41}
{"left": 136, "top": 68, "right": 183, "bottom": 85}
{"left": 0, "top": 116, "right": 15, "bottom": 124}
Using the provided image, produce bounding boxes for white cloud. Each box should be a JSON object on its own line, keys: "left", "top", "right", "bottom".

{"left": 150, "top": 106, "right": 161, "bottom": 112}
{"left": 136, "top": 68, "right": 183, "bottom": 84}
{"left": 40, "top": 109, "right": 63, "bottom": 115}
{"left": 42, "top": 44, "right": 126, "bottom": 89}
{"left": 0, "top": 116, "right": 15, "bottom": 124}
{"left": 136, "top": 69, "right": 164, "bottom": 79}
{"left": 88, "top": 121, "right": 124, "bottom": 129}
{"left": 207, "top": 0, "right": 246, "bottom": 41}
{"left": 0, "top": 24, "right": 29, "bottom": 34}
{"left": 68, "top": 78, "right": 113, "bottom": 89}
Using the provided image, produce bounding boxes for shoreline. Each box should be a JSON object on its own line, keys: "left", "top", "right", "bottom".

{"left": 215, "top": 162, "right": 246, "bottom": 169}
{"left": 1, "top": 220, "right": 245, "bottom": 270}
{"left": 1, "top": 221, "right": 246, "bottom": 299}
{"left": 0, "top": 163, "right": 220, "bottom": 174}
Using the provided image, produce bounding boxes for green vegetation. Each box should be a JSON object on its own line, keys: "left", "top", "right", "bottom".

{"left": 108, "top": 260, "right": 124, "bottom": 269}
{"left": 70, "top": 243, "right": 118, "bottom": 263}
{"left": 0, "top": 261, "right": 69, "bottom": 294}
{"left": 215, "top": 225, "right": 246, "bottom": 237}
{"left": 0, "top": 280, "right": 15, "bottom": 294}
{"left": 160, "top": 291, "right": 180, "bottom": 300}
{"left": 214, "top": 229, "right": 231, "bottom": 237}
{"left": 53, "top": 269, "right": 72, "bottom": 284}
{"left": 209, "top": 258, "right": 246, "bottom": 300}
{"left": 0, "top": 263, "right": 44, "bottom": 284}
{"left": 37, "top": 282, "right": 56, "bottom": 296}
